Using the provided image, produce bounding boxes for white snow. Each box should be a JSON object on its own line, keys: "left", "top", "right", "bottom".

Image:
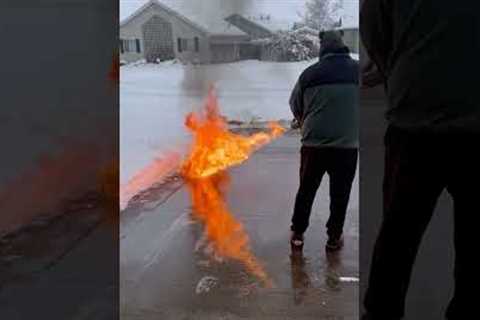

{"left": 121, "top": 57, "right": 359, "bottom": 185}
{"left": 195, "top": 276, "right": 219, "bottom": 294}
{"left": 339, "top": 276, "right": 360, "bottom": 283}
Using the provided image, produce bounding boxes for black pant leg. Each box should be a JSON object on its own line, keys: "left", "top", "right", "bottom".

{"left": 445, "top": 134, "right": 480, "bottom": 319}
{"left": 326, "top": 148, "right": 358, "bottom": 238}
{"left": 291, "top": 146, "right": 326, "bottom": 234}
{"left": 364, "top": 126, "right": 445, "bottom": 318}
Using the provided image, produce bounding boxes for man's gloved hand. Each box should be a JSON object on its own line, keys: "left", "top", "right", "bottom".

{"left": 291, "top": 119, "right": 301, "bottom": 130}
{"left": 361, "top": 59, "right": 385, "bottom": 88}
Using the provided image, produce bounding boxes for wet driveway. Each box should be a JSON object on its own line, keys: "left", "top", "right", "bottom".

{"left": 120, "top": 131, "right": 359, "bottom": 320}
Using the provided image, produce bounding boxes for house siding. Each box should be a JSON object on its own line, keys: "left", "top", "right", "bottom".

{"left": 209, "top": 43, "right": 238, "bottom": 63}
{"left": 341, "top": 28, "right": 359, "bottom": 54}
{"left": 170, "top": 15, "right": 210, "bottom": 64}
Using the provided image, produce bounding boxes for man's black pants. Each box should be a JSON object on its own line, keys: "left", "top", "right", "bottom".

{"left": 364, "top": 125, "right": 480, "bottom": 319}
{"left": 291, "top": 146, "right": 358, "bottom": 238}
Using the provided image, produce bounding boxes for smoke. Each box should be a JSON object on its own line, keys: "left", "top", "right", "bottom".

{"left": 180, "top": 0, "right": 254, "bottom": 19}
{"left": 219, "top": 0, "right": 255, "bottom": 16}
{"left": 178, "top": 0, "right": 255, "bottom": 92}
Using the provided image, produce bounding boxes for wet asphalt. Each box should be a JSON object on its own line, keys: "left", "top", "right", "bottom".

{"left": 121, "top": 131, "right": 359, "bottom": 320}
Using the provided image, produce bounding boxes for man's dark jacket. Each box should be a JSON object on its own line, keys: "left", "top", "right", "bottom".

{"left": 361, "top": 0, "right": 480, "bottom": 132}
{"left": 290, "top": 46, "right": 359, "bottom": 148}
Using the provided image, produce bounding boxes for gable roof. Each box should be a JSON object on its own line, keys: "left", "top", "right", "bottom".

{"left": 225, "top": 14, "right": 274, "bottom": 38}
{"left": 246, "top": 15, "right": 294, "bottom": 33}
{"left": 120, "top": 0, "right": 247, "bottom": 37}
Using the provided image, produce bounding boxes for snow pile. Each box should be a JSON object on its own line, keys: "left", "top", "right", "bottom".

{"left": 123, "top": 58, "right": 147, "bottom": 67}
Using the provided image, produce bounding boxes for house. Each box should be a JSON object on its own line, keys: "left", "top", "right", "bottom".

{"left": 225, "top": 14, "right": 300, "bottom": 61}
{"left": 120, "top": 0, "right": 249, "bottom": 64}
{"left": 119, "top": 0, "right": 356, "bottom": 64}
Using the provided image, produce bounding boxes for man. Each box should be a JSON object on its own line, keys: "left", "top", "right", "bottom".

{"left": 289, "top": 30, "right": 359, "bottom": 252}
{"left": 361, "top": 1, "right": 480, "bottom": 319}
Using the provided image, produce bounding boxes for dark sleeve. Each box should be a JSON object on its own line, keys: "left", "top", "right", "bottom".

{"left": 360, "top": 0, "right": 393, "bottom": 77}
{"left": 289, "top": 79, "right": 303, "bottom": 123}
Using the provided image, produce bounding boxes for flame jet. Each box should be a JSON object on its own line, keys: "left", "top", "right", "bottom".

{"left": 181, "top": 87, "right": 285, "bottom": 286}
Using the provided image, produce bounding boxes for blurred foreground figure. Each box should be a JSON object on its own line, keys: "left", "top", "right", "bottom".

{"left": 361, "top": 1, "right": 480, "bottom": 319}
{"left": 289, "top": 30, "right": 359, "bottom": 252}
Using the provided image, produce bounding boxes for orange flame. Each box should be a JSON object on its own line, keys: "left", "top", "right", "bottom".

{"left": 120, "top": 152, "right": 181, "bottom": 209}
{"left": 181, "top": 89, "right": 285, "bottom": 179}
{"left": 181, "top": 88, "right": 285, "bottom": 286}
{"left": 109, "top": 54, "right": 119, "bottom": 84}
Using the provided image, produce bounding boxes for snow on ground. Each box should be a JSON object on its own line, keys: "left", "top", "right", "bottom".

{"left": 120, "top": 57, "right": 358, "bottom": 185}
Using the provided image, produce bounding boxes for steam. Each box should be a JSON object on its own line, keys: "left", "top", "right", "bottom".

{"left": 181, "top": 0, "right": 254, "bottom": 19}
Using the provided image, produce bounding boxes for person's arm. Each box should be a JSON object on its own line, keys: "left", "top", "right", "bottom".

{"left": 360, "top": 0, "right": 393, "bottom": 77}
{"left": 289, "top": 80, "right": 304, "bottom": 125}
{"left": 361, "top": 58, "right": 385, "bottom": 88}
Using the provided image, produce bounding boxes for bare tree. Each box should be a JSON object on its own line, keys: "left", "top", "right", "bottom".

{"left": 303, "top": 0, "right": 341, "bottom": 30}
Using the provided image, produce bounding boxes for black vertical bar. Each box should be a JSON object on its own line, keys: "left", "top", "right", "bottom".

{"left": 136, "top": 39, "right": 141, "bottom": 53}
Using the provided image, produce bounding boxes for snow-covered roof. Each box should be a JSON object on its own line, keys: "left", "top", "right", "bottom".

{"left": 246, "top": 15, "right": 294, "bottom": 32}
{"left": 120, "top": 0, "right": 247, "bottom": 37}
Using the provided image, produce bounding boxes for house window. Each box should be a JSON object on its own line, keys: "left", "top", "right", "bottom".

{"left": 177, "top": 38, "right": 190, "bottom": 52}
{"left": 194, "top": 37, "right": 200, "bottom": 52}
{"left": 182, "top": 38, "right": 189, "bottom": 51}
{"left": 121, "top": 39, "right": 141, "bottom": 53}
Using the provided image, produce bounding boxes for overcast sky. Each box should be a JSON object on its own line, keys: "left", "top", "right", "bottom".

{"left": 120, "top": 0, "right": 358, "bottom": 25}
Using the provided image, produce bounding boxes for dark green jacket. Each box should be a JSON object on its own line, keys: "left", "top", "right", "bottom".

{"left": 290, "top": 47, "right": 359, "bottom": 148}
{"left": 361, "top": 0, "right": 480, "bottom": 133}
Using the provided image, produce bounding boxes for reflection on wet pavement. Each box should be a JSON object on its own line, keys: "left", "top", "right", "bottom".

{"left": 290, "top": 249, "right": 312, "bottom": 305}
